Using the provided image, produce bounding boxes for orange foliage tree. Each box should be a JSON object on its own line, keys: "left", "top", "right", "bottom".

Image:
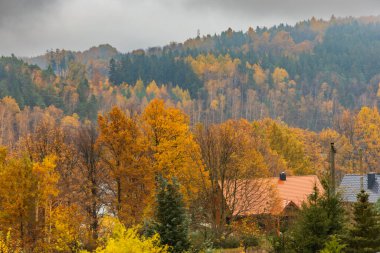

{"left": 97, "top": 107, "right": 154, "bottom": 225}
{"left": 142, "top": 99, "right": 209, "bottom": 202}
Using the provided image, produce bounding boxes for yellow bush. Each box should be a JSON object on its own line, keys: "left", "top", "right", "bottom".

{"left": 81, "top": 220, "right": 168, "bottom": 253}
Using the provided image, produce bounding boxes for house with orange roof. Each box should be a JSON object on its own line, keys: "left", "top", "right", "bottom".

{"left": 222, "top": 172, "right": 324, "bottom": 232}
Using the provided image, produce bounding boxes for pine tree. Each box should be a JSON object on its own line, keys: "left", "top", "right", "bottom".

{"left": 319, "top": 180, "right": 346, "bottom": 236}
{"left": 346, "top": 190, "right": 380, "bottom": 253}
{"left": 290, "top": 186, "right": 329, "bottom": 253}
{"left": 109, "top": 58, "right": 120, "bottom": 85}
{"left": 288, "top": 183, "right": 345, "bottom": 253}
{"left": 155, "top": 177, "right": 190, "bottom": 253}
{"left": 77, "top": 78, "right": 89, "bottom": 102}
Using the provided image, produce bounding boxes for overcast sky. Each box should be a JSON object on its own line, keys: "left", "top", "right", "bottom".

{"left": 0, "top": 0, "right": 379, "bottom": 57}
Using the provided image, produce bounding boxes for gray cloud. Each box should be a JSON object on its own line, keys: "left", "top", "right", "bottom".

{"left": 183, "top": 0, "right": 380, "bottom": 18}
{"left": 0, "top": 0, "right": 60, "bottom": 27}
{"left": 0, "top": 0, "right": 379, "bottom": 57}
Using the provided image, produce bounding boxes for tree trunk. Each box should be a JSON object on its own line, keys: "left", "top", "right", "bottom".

{"left": 116, "top": 177, "right": 122, "bottom": 213}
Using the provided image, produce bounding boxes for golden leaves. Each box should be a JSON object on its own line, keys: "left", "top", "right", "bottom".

{"left": 143, "top": 99, "right": 208, "bottom": 201}
{"left": 98, "top": 106, "right": 154, "bottom": 224}
{"left": 272, "top": 67, "right": 289, "bottom": 85}
{"left": 32, "top": 155, "right": 59, "bottom": 200}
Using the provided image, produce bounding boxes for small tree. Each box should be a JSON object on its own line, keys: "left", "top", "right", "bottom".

{"left": 320, "top": 235, "right": 346, "bottom": 253}
{"left": 155, "top": 177, "right": 190, "bottom": 253}
{"left": 232, "top": 217, "right": 259, "bottom": 252}
{"left": 346, "top": 190, "right": 380, "bottom": 253}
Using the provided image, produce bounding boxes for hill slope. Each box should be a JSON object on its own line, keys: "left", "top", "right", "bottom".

{"left": 3, "top": 16, "right": 380, "bottom": 131}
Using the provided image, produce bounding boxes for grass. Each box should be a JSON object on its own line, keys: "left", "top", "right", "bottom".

{"left": 211, "top": 249, "right": 243, "bottom": 253}
{"left": 211, "top": 248, "right": 264, "bottom": 253}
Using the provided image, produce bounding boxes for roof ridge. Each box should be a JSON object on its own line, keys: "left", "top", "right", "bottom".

{"left": 269, "top": 175, "right": 319, "bottom": 180}
{"left": 343, "top": 174, "right": 380, "bottom": 176}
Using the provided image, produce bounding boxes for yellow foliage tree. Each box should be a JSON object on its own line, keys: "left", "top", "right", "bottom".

{"left": 272, "top": 67, "right": 289, "bottom": 85}
{"left": 260, "top": 119, "right": 313, "bottom": 175}
{"left": 0, "top": 149, "right": 68, "bottom": 252}
{"left": 354, "top": 107, "right": 380, "bottom": 172}
{"left": 31, "top": 155, "right": 60, "bottom": 250}
{"left": 319, "top": 128, "right": 353, "bottom": 174}
{"left": 47, "top": 205, "right": 85, "bottom": 252}
{"left": 253, "top": 64, "right": 267, "bottom": 88}
{"left": 98, "top": 107, "right": 154, "bottom": 225}
{"left": 146, "top": 80, "right": 160, "bottom": 99}
{"left": 142, "top": 99, "right": 209, "bottom": 201}
{"left": 33, "top": 154, "right": 59, "bottom": 209}
{"left": 0, "top": 151, "right": 36, "bottom": 250}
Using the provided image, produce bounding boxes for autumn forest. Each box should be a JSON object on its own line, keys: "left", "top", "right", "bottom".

{"left": 2, "top": 16, "right": 380, "bottom": 252}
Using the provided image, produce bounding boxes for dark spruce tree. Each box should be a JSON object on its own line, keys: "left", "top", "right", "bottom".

{"left": 286, "top": 182, "right": 345, "bottom": 253}
{"left": 289, "top": 186, "right": 329, "bottom": 253}
{"left": 108, "top": 58, "right": 120, "bottom": 85}
{"left": 155, "top": 177, "right": 190, "bottom": 253}
{"left": 346, "top": 190, "right": 380, "bottom": 253}
{"left": 319, "top": 179, "right": 346, "bottom": 237}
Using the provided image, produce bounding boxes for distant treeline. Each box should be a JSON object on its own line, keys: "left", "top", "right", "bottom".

{"left": 3, "top": 17, "right": 380, "bottom": 130}
{"left": 108, "top": 53, "right": 203, "bottom": 97}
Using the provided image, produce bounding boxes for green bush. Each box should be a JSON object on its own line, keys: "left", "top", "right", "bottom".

{"left": 241, "top": 234, "right": 259, "bottom": 251}
{"left": 188, "top": 230, "right": 213, "bottom": 252}
{"left": 269, "top": 235, "right": 286, "bottom": 253}
{"left": 213, "top": 235, "right": 240, "bottom": 249}
{"left": 320, "top": 235, "right": 346, "bottom": 253}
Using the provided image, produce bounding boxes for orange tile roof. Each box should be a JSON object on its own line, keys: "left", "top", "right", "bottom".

{"left": 224, "top": 175, "right": 324, "bottom": 216}
{"left": 276, "top": 175, "right": 324, "bottom": 208}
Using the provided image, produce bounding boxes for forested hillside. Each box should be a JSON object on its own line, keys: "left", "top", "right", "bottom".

{"left": 107, "top": 16, "right": 380, "bottom": 130}
{"left": 9, "top": 16, "right": 380, "bottom": 131}
{"left": 2, "top": 16, "right": 380, "bottom": 173}
{"left": 2, "top": 16, "right": 380, "bottom": 252}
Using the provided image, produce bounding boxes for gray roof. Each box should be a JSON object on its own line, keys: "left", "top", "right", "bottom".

{"left": 339, "top": 174, "right": 380, "bottom": 203}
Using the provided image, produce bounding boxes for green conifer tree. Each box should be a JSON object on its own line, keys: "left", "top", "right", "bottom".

{"left": 346, "top": 190, "right": 380, "bottom": 253}
{"left": 319, "top": 180, "right": 346, "bottom": 236}
{"left": 109, "top": 58, "right": 120, "bottom": 85}
{"left": 287, "top": 182, "right": 345, "bottom": 253}
{"left": 290, "top": 186, "right": 329, "bottom": 253}
{"left": 155, "top": 177, "right": 190, "bottom": 253}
